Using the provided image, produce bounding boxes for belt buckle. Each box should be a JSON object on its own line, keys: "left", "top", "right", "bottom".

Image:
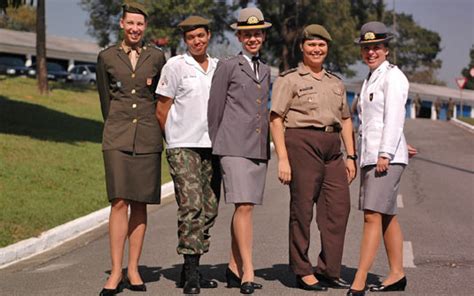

{"left": 324, "top": 126, "right": 334, "bottom": 132}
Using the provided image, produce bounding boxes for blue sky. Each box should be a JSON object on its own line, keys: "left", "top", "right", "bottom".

{"left": 45, "top": 0, "right": 473, "bottom": 87}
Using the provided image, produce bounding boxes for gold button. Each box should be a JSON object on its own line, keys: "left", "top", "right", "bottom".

{"left": 131, "top": 73, "right": 135, "bottom": 78}
{"left": 132, "top": 119, "right": 138, "bottom": 123}
{"left": 256, "top": 113, "right": 261, "bottom": 119}
{"left": 308, "top": 98, "right": 312, "bottom": 102}
{"left": 256, "top": 99, "right": 262, "bottom": 104}
{"left": 131, "top": 89, "right": 136, "bottom": 94}
{"left": 256, "top": 128, "right": 261, "bottom": 133}
{"left": 132, "top": 103, "right": 137, "bottom": 108}
{"left": 256, "top": 84, "right": 261, "bottom": 89}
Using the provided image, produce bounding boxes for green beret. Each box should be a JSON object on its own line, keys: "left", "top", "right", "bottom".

{"left": 178, "top": 16, "right": 211, "bottom": 33}
{"left": 122, "top": 2, "right": 148, "bottom": 18}
{"left": 302, "top": 24, "right": 332, "bottom": 42}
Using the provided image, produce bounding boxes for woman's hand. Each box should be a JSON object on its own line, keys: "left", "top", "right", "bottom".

{"left": 376, "top": 156, "right": 390, "bottom": 173}
{"left": 346, "top": 159, "right": 357, "bottom": 184}
{"left": 278, "top": 158, "right": 292, "bottom": 185}
{"left": 407, "top": 144, "right": 418, "bottom": 158}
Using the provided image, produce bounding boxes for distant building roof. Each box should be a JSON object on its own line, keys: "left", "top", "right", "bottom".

{"left": 0, "top": 28, "right": 100, "bottom": 63}
{"left": 345, "top": 80, "right": 474, "bottom": 106}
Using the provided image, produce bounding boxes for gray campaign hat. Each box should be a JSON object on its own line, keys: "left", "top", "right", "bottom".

{"left": 230, "top": 7, "right": 272, "bottom": 30}
{"left": 355, "top": 21, "right": 393, "bottom": 45}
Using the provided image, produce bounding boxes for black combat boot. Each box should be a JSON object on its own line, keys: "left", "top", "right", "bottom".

{"left": 183, "top": 254, "right": 200, "bottom": 294}
{"left": 179, "top": 256, "right": 218, "bottom": 289}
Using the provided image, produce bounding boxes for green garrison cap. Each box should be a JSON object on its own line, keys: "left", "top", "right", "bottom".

{"left": 178, "top": 16, "right": 211, "bottom": 33}
{"left": 302, "top": 24, "right": 332, "bottom": 42}
{"left": 122, "top": 2, "right": 148, "bottom": 18}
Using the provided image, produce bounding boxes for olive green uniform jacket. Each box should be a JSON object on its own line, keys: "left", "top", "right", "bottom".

{"left": 96, "top": 43, "right": 166, "bottom": 154}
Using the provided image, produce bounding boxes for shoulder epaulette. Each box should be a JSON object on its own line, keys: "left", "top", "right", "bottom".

{"left": 279, "top": 68, "right": 297, "bottom": 77}
{"left": 326, "top": 70, "right": 342, "bottom": 80}
{"left": 100, "top": 44, "right": 117, "bottom": 54}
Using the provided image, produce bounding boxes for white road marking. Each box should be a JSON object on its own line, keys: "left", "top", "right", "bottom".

{"left": 403, "top": 241, "right": 416, "bottom": 268}
{"left": 397, "top": 194, "right": 404, "bottom": 208}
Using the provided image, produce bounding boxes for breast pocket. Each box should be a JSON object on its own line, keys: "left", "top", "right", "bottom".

{"left": 295, "top": 88, "right": 318, "bottom": 110}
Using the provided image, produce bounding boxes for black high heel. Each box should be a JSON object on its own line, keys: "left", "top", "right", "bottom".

{"left": 225, "top": 268, "right": 263, "bottom": 289}
{"left": 370, "top": 276, "right": 407, "bottom": 292}
{"left": 295, "top": 275, "right": 328, "bottom": 291}
{"left": 99, "top": 281, "right": 124, "bottom": 296}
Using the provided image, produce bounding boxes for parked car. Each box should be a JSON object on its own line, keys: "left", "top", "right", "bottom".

{"left": 0, "top": 56, "right": 29, "bottom": 76}
{"left": 28, "top": 62, "right": 70, "bottom": 82}
{"left": 68, "top": 64, "right": 96, "bottom": 85}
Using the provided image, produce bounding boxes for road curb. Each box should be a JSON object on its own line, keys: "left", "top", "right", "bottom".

{"left": 0, "top": 182, "right": 175, "bottom": 269}
{"left": 0, "top": 144, "right": 276, "bottom": 269}
{"left": 451, "top": 118, "right": 474, "bottom": 132}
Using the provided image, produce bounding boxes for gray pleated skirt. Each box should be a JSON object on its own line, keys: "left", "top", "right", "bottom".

{"left": 220, "top": 156, "right": 268, "bottom": 205}
{"left": 359, "top": 164, "right": 406, "bottom": 215}
{"left": 103, "top": 150, "right": 161, "bottom": 204}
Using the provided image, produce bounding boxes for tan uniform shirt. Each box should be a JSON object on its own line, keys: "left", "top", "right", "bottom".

{"left": 270, "top": 63, "right": 350, "bottom": 129}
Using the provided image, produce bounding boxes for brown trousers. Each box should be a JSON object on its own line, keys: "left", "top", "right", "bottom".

{"left": 286, "top": 128, "right": 350, "bottom": 278}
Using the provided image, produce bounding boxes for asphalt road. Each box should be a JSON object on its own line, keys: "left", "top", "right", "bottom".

{"left": 0, "top": 119, "right": 473, "bottom": 296}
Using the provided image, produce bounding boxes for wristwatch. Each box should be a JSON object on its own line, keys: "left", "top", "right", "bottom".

{"left": 347, "top": 154, "right": 358, "bottom": 160}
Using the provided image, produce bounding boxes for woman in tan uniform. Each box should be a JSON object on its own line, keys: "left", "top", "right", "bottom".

{"left": 270, "top": 24, "right": 356, "bottom": 291}
{"left": 96, "top": 3, "right": 165, "bottom": 295}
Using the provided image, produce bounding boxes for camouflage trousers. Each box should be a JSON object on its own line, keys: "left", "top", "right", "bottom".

{"left": 166, "top": 148, "right": 221, "bottom": 255}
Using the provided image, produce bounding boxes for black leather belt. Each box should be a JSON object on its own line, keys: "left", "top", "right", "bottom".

{"left": 304, "top": 125, "right": 341, "bottom": 133}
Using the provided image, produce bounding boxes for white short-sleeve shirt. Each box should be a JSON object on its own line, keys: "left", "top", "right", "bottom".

{"left": 156, "top": 52, "right": 218, "bottom": 149}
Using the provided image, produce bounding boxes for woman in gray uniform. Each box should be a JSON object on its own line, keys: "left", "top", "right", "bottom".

{"left": 347, "top": 22, "right": 416, "bottom": 296}
{"left": 270, "top": 24, "right": 356, "bottom": 291}
{"left": 208, "top": 7, "right": 271, "bottom": 295}
{"left": 96, "top": 3, "right": 165, "bottom": 295}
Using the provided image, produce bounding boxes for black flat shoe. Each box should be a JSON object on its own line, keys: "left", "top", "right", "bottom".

{"left": 295, "top": 275, "right": 328, "bottom": 291}
{"left": 370, "top": 276, "right": 407, "bottom": 292}
{"left": 240, "top": 282, "right": 255, "bottom": 294}
{"left": 124, "top": 276, "right": 147, "bottom": 292}
{"left": 315, "top": 273, "right": 351, "bottom": 289}
{"left": 225, "top": 268, "right": 262, "bottom": 289}
{"left": 347, "top": 288, "right": 366, "bottom": 296}
{"left": 99, "top": 281, "right": 123, "bottom": 296}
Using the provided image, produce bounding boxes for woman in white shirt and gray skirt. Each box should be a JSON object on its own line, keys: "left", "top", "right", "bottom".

{"left": 348, "top": 21, "right": 417, "bottom": 296}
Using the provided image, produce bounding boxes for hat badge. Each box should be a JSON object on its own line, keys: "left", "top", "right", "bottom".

{"left": 247, "top": 15, "right": 259, "bottom": 25}
{"left": 364, "top": 32, "right": 376, "bottom": 40}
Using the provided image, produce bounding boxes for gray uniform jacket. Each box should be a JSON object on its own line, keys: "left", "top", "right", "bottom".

{"left": 97, "top": 43, "right": 166, "bottom": 153}
{"left": 208, "top": 54, "right": 271, "bottom": 160}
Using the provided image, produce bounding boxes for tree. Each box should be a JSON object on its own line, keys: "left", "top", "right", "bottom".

{"left": 384, "top": 11, "right": 444, "bottom": 85}
{"left": 79, "top": 0, "right": 122, "bottom": 48}
{"left": 81, "top": 0, "right": 233, "bottom": 55}
{"left": 36, "top": 0, "right": 47, "bottom": 94}
{"left": 0, "top": 5, "right": 36, "bottom": 32}
{"left": 460, "top": 46, "right": 474, "bottom": 90}
{"left": 0, "top": 0, "right": 48, "bottom": 94}
{"left": 254, "top": 0, "right": 383, "bottom": 76}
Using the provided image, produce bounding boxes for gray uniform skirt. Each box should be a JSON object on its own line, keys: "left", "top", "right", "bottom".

{"left": 220, "top": 156, "right": 268, "bottom": 205}
{"left": 103, "top": 150, "right": 161, "bottom": 204}
{"left": 359, "top": 164, "right": 406, "bottom": 215}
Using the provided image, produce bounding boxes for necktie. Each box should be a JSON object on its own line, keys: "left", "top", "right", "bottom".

{"left": 130, "top": 49, "right": 138, "bottom": 70}
{"left": 252, "top": 56, "right": 259, "bottom": 79}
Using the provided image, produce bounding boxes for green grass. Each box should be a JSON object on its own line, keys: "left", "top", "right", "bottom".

{"left": 458, "top": 117, "right": 474, "bottom": 125}
{"left": 0, "top": 77, "right": 170, "bottom": 247}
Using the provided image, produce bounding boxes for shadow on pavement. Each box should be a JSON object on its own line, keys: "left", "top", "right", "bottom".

{"left": 0, "top": 95, "right": 102, "bottom": 144}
